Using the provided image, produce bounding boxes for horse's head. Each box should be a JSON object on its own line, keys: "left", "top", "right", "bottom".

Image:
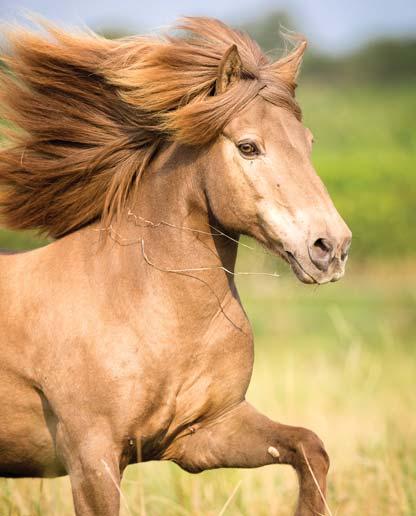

{"left": 0, "top": 15, "right": 351, "bottom": 273}
{"left": 204, "top": 44, "right": 351, "bottom": 284}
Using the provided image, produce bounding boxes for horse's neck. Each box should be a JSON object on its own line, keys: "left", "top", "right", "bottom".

{"left": 86, "top": 143, "right": 240, "bottom": 323}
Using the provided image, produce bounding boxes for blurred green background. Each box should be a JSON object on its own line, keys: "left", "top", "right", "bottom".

{"left": 0, "top": 5, "right": 415, "bottom": 516}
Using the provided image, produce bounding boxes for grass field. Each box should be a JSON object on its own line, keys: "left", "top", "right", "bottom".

{"left": 0, "top": 261, "right": 414, "bottom": 516}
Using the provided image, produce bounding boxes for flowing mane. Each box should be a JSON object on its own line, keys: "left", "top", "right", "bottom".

{"left": 0, "top": 17, "right": 306, "bottom": 238}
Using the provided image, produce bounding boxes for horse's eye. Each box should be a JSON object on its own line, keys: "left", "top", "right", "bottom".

{"left": 237, "top": 141, "right": 259, "bottom": 158}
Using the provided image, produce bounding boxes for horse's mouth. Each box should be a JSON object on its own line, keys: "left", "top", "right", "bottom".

{"left": 264, "top": 239, "right": 319, "bottom": 284}
{"left": 285, "top": 252, "right": 318, "bottom": 284}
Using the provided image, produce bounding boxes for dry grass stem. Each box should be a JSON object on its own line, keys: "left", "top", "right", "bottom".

{"left": 217, "top": 481, "right": 242, "bottom": 516}
{"left": 101, "top": 459, "right": 132, "bottom": 516}
{"left": 300, "top": 444, "right": 333, "bottom": 516}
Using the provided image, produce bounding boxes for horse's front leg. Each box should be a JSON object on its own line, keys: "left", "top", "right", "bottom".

{"left": 57, "top": 426, "right": 122, "bottom": 516}
{"left": 168, "top": 401, "right": 330, "bottom": 516}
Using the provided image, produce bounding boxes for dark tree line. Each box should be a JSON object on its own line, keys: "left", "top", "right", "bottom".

{"left": 243, "top": 11, "right": 416, "bottom": 84}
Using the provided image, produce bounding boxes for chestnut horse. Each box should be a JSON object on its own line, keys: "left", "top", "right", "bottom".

{"left": 0, "top": 18, "right": 351, "bottom": 515}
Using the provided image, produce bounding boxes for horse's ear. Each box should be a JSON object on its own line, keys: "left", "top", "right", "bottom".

{"left": 273, "top": 39, "right": 307, "bottom": 84}
{"left": 215, "top": 44, "right": 243, "bottom": 95}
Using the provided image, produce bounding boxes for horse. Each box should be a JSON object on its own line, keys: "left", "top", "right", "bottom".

{"left": 0, "top": 17, "right": 351, "bottom": 516}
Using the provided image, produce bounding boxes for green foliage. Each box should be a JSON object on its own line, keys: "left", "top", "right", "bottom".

{"left": 241, "top": 11, "right": 295, "bottom": 58}
{"left": 0, "top": 229, "right": 48, "bottom": 251}
{"left": 298, "top": 83, "right": 416, "bottom": 259}
{"left": 302, "top": 38, "right": 416, "bottom": 84}
{"left": 242, "top": 11, "right": 416, "bottom": 85}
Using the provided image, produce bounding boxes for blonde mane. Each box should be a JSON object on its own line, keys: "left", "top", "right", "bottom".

{"left": 0, "top": 17, "right": 306, "bottom": 238}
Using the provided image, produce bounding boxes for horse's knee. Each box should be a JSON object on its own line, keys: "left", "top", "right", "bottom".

{"left": 297, "top": 429, "right": 330, "bottom": 475}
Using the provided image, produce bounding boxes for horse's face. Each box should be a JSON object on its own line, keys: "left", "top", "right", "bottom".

{"left": 205, "top": 96, "right": 351, "bottom": 284}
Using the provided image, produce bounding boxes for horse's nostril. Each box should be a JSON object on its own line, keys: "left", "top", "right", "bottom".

{"left": 314, "top": 238, "right": 332, "bottom": 254}
{"left": 340, "top": 237, "right": 351, "bottom": 261}
{"left": 309, "top": 238, "right": 334, "bottom": 272}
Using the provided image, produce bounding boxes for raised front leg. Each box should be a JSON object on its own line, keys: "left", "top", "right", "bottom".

{"left": 167, "top": 401, "right": 330, "bottom": 516}
{"left": 57, "top": 427, "right": 122, "bottom": 516}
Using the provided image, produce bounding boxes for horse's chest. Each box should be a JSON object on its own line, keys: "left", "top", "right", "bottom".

{"left": 120, "top": 309, "right": 253, "bottom": 452}
{"left": 164, "top": 324, "right": 253, "bottom": 428}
